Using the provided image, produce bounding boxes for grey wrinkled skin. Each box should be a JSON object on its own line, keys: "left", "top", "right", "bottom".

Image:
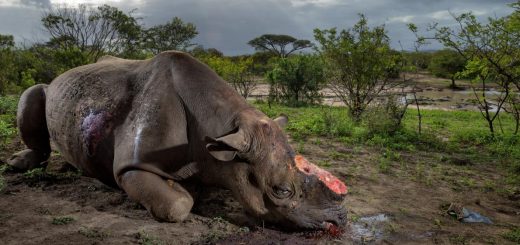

{"left": 8, "top": 51, "right": 347, "bottom": 230}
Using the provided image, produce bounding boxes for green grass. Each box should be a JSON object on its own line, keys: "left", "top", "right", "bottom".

{"left": 253, "top": 101, "right": 520, "bottom": 185}
{"left": 78, "top": 227, "right": 109, "bottom": 240}
{"left": 136, "top": 231, "right": 162, "bottom": 245}
{"left": 0, "top": 96, "right": 17, "bottom": 193}
{"left": 52, "top": 216, "right": 75, "bottom": 225}
{"left": 502, "top": 227, "right": 520, "bottom": 243}
{"left": 255, "top": 100, "right": 519, "bottom": 147}
{"left": 0, "top": 95, "right": 18, "bottom": 147}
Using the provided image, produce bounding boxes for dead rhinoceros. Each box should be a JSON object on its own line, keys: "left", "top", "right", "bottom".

{"left": 8, "top": 51, "right": 347, "bottom": 230}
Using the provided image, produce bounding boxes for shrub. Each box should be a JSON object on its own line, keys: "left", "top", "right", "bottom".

{"left": 502, "top": 228, "right": 520, "bottom": 243}
{"left": 266, "top": 55, "right": 324, "bottom": 106}
{"left": 363, "top": 95, "right": 407, "bottom": 136}
{"left": 0, "top": 95, "right": 18, "bottom": 148}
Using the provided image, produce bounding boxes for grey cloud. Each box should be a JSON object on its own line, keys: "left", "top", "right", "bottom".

{"left": 20, "top": 0, "right": 51, "bottom": 8}
{"left": 0, "top": 0, "right": 515, "bottom": 54}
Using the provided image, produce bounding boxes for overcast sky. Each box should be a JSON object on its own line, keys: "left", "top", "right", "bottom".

{"left": 0, "top": 0, "right": 515, "bottom": 55}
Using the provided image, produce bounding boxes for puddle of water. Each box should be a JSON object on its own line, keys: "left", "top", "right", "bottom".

{"left": 348, "top": 213, "right": 390, "bottom": 243}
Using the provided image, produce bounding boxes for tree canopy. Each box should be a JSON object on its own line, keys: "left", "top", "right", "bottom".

{"left": 266, "top": 55, "right": 324, "bottom": 106}
{"left": 248, "top": 34, "right": 312, "bottom": 58}
{"left": 429, "top": 49, "right": 466, "bottom": 88}
{"left": 42, "top": 4, "right": 142, "bottom": 60}
{"left": 314, "top": 14, "right": 400, "bottom": 120}
{"left": 427, "top": 1, "right": 520, "bottom": 135}
{"left": 143, "top": 17, "right": 198, "bottom": 54}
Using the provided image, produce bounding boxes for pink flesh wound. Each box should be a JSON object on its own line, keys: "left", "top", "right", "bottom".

{"left": 294, "top": 155, "right": 347, "bottom": 195}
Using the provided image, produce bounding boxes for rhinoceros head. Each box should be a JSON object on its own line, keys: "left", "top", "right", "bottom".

{"left": 206, "top": 113, "right": 347, "bottom": 230}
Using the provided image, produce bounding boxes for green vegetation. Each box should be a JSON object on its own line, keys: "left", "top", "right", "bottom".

{"left": 143, "top": 17, "right": 198, "bottom": 55}
{"left": 502, "top": 227, "right": 520, "bottom": 243}
{"left": 0, "top": 4, "right": 200, "bottom": 96}
{"left": 0, "top": 96, "right": 17, "bottom": 146}
{"left": 428, "top": 3, "right": 520, "bottom": 136}
{"left": 0, "top": 96, "right": 17, "bottom": 193}
{"left": 78, "top": 227, "right": 110, "bottom": 240}
{"left": 51, "top": 216, "right": 75, "bottom": 225}
{"left": 253, "top": 101, "right": 520, "bottom": 186}
{"left": 266, "top": 55, "right": 324, "bottom": 106}
{"left": 314, "top": 14, "right": 401, "bottom": 121}
{"left": 22, "top": 167, "right": 82, "bottom": 185}
{"left": 136, "top": 231, "right": 162, "bottom": 245}
{"left": 248, "top": 34, "right": 312, "bottom": 58}
{"left": 428, "top": 49, "right": 466, "bottom": 88}
{"left": 202, "top": 56, "right": 257, "bottom": 99}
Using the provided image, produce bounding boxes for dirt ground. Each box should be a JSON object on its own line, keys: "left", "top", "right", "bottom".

{"left": 1, "top": 135, "right": 519, "bottom": 245}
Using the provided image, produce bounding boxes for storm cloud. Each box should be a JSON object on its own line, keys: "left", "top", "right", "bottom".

{"left": 0, "top": 0, "right": 515, "bottom": 55}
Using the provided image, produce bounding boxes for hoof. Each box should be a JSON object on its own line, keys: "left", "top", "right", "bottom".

{"left": 7, "top": 149, "right": 47, "bottom": 171}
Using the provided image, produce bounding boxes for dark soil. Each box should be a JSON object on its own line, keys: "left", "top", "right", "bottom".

{"left": 1, "top": 136, "right": 519, "bottom": 244}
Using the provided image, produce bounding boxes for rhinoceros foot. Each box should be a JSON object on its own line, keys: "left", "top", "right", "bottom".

{"left": 7, "top": 149, "right": 48, "bottom": 171}
{"left": 120, "top": 170, "right": 194, "bottom": 223}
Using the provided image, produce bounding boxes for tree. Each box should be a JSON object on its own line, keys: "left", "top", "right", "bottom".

{"left": 266, "top": 55, "right": 324, "bottom": 106}
{"left": 402, "top": 51, "right": 432, "bottom": 70}
{"left": 0, "top": 34, "right": 16, "bottom": 94}
{"left": 41, "top": 4, "right": 142, "bottom": 60}
{"left": 314, "top": 14, "right": 401, "bottom": 121}
{"left": 0, "top": 34, "right": 14, "bottom": 49}
{"left": 143, "top": 17, "right": 198, "bottom": 54}
{"left": 248, "top": 34, "right": 312, "bottom": 58}
{"left": 204, "top": 56, "right": 257, "bottom": 99}
{"left": 429, "top": 49, "right": 466, "bottom": 88}
{"left": 190, "top": 45, "right": 223, "bottom": 59}
{"left": 428, "top": 3, "right": 520, "bottom": 135}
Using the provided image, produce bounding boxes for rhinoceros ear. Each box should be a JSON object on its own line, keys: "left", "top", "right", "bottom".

{"left": 205, "top": 129, "right": 248, "bottom": 162}
{"left": 273, "top": 114, "right": 288, "bottom": 128}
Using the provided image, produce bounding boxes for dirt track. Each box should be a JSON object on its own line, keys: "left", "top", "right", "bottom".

{"left": 1, "top": 136, "right": 519, "bottom": 244}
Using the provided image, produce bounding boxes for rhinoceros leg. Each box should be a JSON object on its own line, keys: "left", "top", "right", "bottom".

{"left": 8, "top": 84, "right": 51, "bottom": 171}
{"left": 113, "top": 90, "right": 194, "bottom": 222}
{"left": 119, "top": 170, "right": 194, "bottom": 222}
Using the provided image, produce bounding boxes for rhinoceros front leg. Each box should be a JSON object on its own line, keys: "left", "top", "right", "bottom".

{"left": 119, "top": 169, "right": 194, "bottom": 222}
{"left": 113, "top": 90, "right": 194, "bottom": 222}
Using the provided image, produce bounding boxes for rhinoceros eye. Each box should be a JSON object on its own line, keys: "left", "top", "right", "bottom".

{"left": 273, "top": 185, "right": 292, "bottom": 198}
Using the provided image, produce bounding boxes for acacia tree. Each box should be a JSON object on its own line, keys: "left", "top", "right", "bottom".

{"left": 248, "top": 34, "right": 312, "bottom": 58}
{"left": 429, "top": 4, "right": 520, "bottom": 135}
{"left": 143, "top": 17, "right": 198, "bottom": 54}
{"left": 41, "top": 4, "right": 142, "bottom": 60}
{"left": 314, "top": 14, "right": 400, "bottom": 121}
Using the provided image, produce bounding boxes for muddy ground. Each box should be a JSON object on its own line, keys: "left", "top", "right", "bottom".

{"left": 1, "top": 134, "right": 519, "bottom": 245}
{"left": 251, "top": 72, "right": 513, "bottom": 112}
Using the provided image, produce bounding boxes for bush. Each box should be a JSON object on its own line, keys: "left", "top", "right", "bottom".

{"left": 502, "top": 228, "right": 520, "bottom": 243}
{"left": 0, "top": 95, "right": 17, "bottom": 115}
{"left": 266, "top": 55, "right": 324, "bottom": 106}
{"left": 363, "top": 95, "right": 407, "bottom": 136}
{"left": 203, "top": 56, "right": 257, "bottom": 99}
{"left": 0, "top": 95, "right": 18, "bottom": 148}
